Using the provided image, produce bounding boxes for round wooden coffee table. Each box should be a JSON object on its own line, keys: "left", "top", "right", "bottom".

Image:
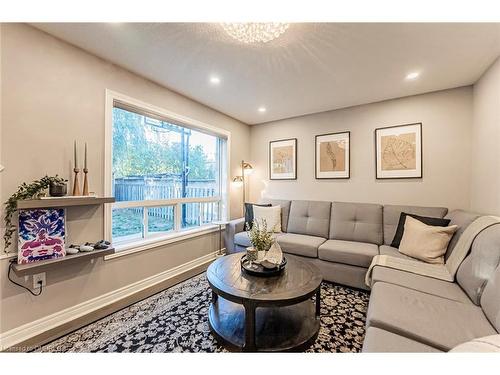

{"left": 207, "top": 253, "right": 322, "bottom": 352}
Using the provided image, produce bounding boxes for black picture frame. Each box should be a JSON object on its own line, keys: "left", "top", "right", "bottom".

{"left": 374, "top": 122, "right": 423, "bottom": 179}
{"left": 315, "top": 131, "right": 350, "bottom": 179}
{"left": 269, "top": 138, "right": 297, "bottom": 180}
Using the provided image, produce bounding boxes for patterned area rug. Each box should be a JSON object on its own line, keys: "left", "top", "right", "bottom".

{"left": 39, "top": 273, "right": 370, "bottom": 353}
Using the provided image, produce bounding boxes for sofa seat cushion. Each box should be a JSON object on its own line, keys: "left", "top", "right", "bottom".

{"left": 234, "top": 231, "right": 252, "bottom": 248}
{"left": 367, "top": 282, "right": 496, "bottom": 351}
{"left": 318, "top": 239, "right": 378, "bottom": 267}
{"left": 362, "top": 327, "right": 442, "bottom": 353}
{"left": 371, "top": 266, "right": 472, "bottom": 303}
{"left": 277, "top": 233, "right": 326, "bottom": 258}
{"left": 378, "top": 244, "right": 415, "bottom": 261}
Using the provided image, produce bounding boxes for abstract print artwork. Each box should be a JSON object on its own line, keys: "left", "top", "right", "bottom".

{"left": 269, "top": 138, "right": 297, "bottom": 180}
{"left": 375, "top": 123, "right": 422, "bottom": 179}
{"left": 18, "top": 209, "right": 66, "bottom": 264}
{"left": 315, "top": 131, "right": 350, "bottom": 179}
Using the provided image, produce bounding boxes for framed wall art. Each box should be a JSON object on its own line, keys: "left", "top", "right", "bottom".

{"left": 375, "top": 122, "right": 422, "bottom": 179}
{"left": 18, "top": 208, "right": 66, "bottom": 264}
{"left": 315, "top": 131, "right": 350, "bottom": 179}
{"left": 269, "top": 138, "right": 297, "bottom": 180}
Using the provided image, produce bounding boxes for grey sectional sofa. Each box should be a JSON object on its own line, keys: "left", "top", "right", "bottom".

{"left": 224, "top": 198, "right": 500, "bottom": 352}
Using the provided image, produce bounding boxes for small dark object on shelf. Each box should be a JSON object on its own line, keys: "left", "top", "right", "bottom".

{"left": 94, "top": 240, "right": 111, "bottom": 250}
{"left": 49, "top": 181, "right": 68, "bottom": 197}
{"left": 240, "top": 254, "right": 287, "bottom": 277}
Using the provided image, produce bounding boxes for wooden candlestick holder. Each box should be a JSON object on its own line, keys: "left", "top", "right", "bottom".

{"left": 72, "top": 168, "right": 81, "bottom": 196}
{"left": 83, "top": 168, "right": 89, "bottom": 196}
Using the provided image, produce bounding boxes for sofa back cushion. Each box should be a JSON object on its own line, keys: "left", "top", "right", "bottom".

{"left": 260, "top": 198, "right": 291, "bottom": 232}
{"left": 383, "top": 205, "right": 448, "bottom": 245}
{"left": 330, "top": 202, "right": 383, "bottom": 244}
{"left": 287, "top": 200, "right": 332, "bottom": 238}
{"left": 444, "top": 210, "right": 482, "bottom": 261}
{"left": 457, "top": 223, "right": 500, "bottom": 305}
{"left": 480, "top": 261, "right": 500, "bottom": 332}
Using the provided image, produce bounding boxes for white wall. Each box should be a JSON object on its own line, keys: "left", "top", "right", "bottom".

{"left": 0, "top": 23, "right": 250, "bottom": 335}
{"left": 249, "top": 87, "right": 473, "bottom": 211}
{"left": 470, "top": 57, "right": 500, "bottom": 215}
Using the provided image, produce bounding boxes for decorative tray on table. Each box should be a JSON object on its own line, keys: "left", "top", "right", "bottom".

{"left": 240, "top": 254, "right": 287, "bottom": 277}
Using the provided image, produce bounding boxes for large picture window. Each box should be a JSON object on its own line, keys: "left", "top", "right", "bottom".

{"left": 107, "top": 95, "right": 228, "bottom": 247}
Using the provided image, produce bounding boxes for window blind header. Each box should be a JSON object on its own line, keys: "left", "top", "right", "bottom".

{"left": 113, "top": 100, "right": 228, "bottom": 140}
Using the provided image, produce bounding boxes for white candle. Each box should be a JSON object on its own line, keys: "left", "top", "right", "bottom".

{"left": 84, "top": 142, "right": 87, "bottom": 169}
{"left": 74, "top": 140, "right": 78, "bottom": 169}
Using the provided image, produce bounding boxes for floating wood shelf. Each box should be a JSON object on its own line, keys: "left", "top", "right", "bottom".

{"left": 16, "top": 197, "right": 115, "bottom": 210}
{"left": 12, "top": 247, "right": 115, "bottom": 275}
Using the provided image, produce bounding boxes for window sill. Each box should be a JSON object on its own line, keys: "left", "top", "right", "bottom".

{"left": 104, "top": 225, "right": 221, "bottom": 261}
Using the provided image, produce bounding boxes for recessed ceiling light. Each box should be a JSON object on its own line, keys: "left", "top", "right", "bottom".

{"left": 209, "top": 76, "right": 221, "bottom": 85}
{"left": 406, "top": 72, "right": 420, "bottom": 80}
{"left": 258, "top": 107, "right": 266, "bottom": 113}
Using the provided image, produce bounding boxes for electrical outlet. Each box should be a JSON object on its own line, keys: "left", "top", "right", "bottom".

{"left": 33, "top": 273, "right": 46, "bottom": 289}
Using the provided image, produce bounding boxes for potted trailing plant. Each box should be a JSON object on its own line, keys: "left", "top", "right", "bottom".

{"left": 3, "top": 175, "right": 66, "bottom": 252}
{"left": 246, "top": 219, "right": 274, "bottom": 262}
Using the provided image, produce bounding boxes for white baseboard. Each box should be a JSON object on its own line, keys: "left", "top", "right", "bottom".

{"left": 0, "top": 251, "right": 217, "bottom": 351}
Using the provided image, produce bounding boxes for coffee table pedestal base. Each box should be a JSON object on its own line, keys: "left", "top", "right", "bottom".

{"left": 209, "top": 297, "right": 320, "bottom": 352}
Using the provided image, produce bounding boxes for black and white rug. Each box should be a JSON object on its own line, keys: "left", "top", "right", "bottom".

{"left": 39, "top": 273, "right": 369, "bottom": 353}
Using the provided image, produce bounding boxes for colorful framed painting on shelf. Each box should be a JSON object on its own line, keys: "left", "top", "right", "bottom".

{"left": 315, "top": 131, "right": 350, "bottom": 179}
{"left": 18, "top": 208, "right": 66, "bottom": 264}
{"left": 269, "top": 138, "right": 297, "bottom": 180}
{"left": 375, "top": 123, "right": 422, "bottom": 179}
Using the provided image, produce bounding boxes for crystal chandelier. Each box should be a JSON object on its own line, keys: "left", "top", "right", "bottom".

{"left": 221, "top": 23, "right": 290, "bottom": 44}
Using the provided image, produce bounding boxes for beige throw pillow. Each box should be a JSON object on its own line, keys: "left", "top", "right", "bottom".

{"left": 253, "top": 205, "right": 282, "bottom": 233}
{"left": 398, "top": 216, "right": 458, "bottom": 264}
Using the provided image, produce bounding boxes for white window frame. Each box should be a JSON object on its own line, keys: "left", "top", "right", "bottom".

{"left": 104, "top": 90, "right": 230, "bottom": 255}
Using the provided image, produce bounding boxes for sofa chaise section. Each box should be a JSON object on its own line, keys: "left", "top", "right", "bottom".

{"left": 362, "top": 326, "right": 442, "bottom": 353}
{"left": 366, "top": 282, "right": 496, "bottom": 351}
{"left": 363, "top": 222, "right": 500, "bottom": 352}
{"left": 370, "top": 266, "right": 471, "bottom": 303}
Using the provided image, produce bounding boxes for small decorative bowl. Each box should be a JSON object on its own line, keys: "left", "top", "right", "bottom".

{"left": 49, "top": 182, "right": 67, "bottom": 197}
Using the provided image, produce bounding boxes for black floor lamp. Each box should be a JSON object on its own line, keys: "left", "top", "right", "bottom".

{"left": 232, "top": 160, "right": 253, "bottom": 215}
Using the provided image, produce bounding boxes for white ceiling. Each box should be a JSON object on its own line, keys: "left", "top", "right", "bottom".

{"left": 33, "top": 23, "right": 500, "bottom": 125}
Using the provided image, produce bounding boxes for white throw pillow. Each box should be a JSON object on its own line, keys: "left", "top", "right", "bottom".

{"left": 253, "top": 205, "right": 282, "bottom": 233}
{"left": 398, "top": 216, "right": 458, "bottom": 264}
